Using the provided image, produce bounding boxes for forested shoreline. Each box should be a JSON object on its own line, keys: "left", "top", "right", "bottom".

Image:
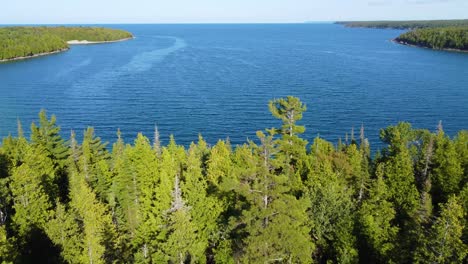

{"left": 336, "top": 19, "right": 468, "bottom": 29}
{"left": 0, "top": 96, "right": 467, "bottom": 263}
{"left": 0, "top": 27, "right": 133, "bottom": 61}
{"left": 337, "top": 20, "right": 468, "bottom": 52}
{"left": 395, "top": 27, "right": 468, "bottom": 51}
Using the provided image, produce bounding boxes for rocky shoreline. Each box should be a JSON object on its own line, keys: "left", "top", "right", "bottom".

{"left": 393, "top": 39, "right": 468, "bottom": 53}
{"left": 0, "top": 48, "right": 70, "bottom": 63}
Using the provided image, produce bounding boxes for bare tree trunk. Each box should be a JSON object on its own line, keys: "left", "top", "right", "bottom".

{"left": 143, "top": 243, "right": 148, "bottom": 259}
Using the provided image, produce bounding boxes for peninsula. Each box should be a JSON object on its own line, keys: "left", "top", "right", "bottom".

{"left": 337, "top": 20, "right": 468, "bottom": 52}
{"left": 0, "top": 26, "right": 133, "bottom": 62}
{"left": 336, "top": 19, "right": 468, "bottom": 29}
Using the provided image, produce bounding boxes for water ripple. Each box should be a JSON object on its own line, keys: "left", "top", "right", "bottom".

{"left": 66, "top": 36, "right": 187, "bottom": 98}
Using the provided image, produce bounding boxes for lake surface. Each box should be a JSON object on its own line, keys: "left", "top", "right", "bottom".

{"left": 0, "top": 24, "right": 467, "bottom": 149}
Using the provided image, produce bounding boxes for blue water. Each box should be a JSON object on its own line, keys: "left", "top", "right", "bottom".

{"left": 0, "top": 24, "right": 467, "bottom": 148}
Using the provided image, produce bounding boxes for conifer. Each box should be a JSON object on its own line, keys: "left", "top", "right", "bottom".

{"left": 238, "top": 130, "right": 314, "bottom": 263}
{"left": 414, "top": 196, "right": 467, "bottom": 263}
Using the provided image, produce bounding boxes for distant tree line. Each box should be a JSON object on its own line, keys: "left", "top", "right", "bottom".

{"left": 396, "top": 27, "right": 468, "bottom": 51}
{"left": 0, "top": 27, "right": 133, "bottom": 61}
{"left": 337, "top": 20, "right": 468, "bottom": 52}
{"left": 0, "top": 96, "right": 467, "bottom": 263}
{"left": 336, "top": 19, "right": 468, "bottom": 29}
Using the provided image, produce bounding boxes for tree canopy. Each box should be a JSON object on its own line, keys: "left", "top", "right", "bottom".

{"left": 0, "top": 26, "right": 133, "bottom": 61}
{"left": 395, "top": 27, "right": 468, "bottom": 51}
{"left": 337, "top": 19, "right": 468, "bottom": 29}
{"left": 0, "top": 97, "right": 467, "bottom": 263}
{"left": 337, "top": 20, "right": 468, "bottom": 51}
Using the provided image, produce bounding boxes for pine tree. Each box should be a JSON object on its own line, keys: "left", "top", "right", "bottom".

{"left": 0, "top": 224, "right": 14, "bottom": 264}
{"left": 1, "top": 103, "right": 468, "bottom": 263}
{"left": 127, "top": 133, "right": 159, "bottom": 262}
{"left": 80, "top": 127, "right": 111, "bottom": 202}
{"left": 9, "top": 142, "right": 63, "bottom": 262}
{"left": 237, "top": 130, "right": 314, "bottom": 263}
{"left": 45, "top": 202, "right": 83, "bottom": 263}
{"left": 431, "top": 127, "right": 464, "bottom": 206}
{"left": 459, "top": 185, "right": 468, "bottom": 244}
{"left": 109, "top": 130, "right": 134, "bottom": 235}
{"left": 379, "top": 123, "right": 419, "bottom": 219}
{"left": 1, "top": 120, "right": 28, "bottom": 168}
{"left": 159, "top": 174, "right": 198, "bottom": 263}
{"left": 181, "top": 141, "right": 223, "bottom": 263}
{"left": 357, "top": 167, "right": 398, "bottom": 263}
{"left": 106, "top": 129, "right": 135, "bottom": 262}
{"left": 413, "top": 130, "right": 435, "bottom": 223}
{"left": 135, "top": 135, "right": 185, "bottom": 262}
{"left": 307, "top": 137, "right": 357, "bottom": 263}
{"left": 453, "top": 131, "right": 468, "bottom": 185}
{"left": 379, "top": 124, "right": 420, "bottom": 261}
{"left": 10, "top": 144, "right": 54, "bottom": 235}
{"left": 207, "top": 140, "right": 233, "bottom": 187}
{"left": 268, "top": 96, "right": 308, "bottom": 190}
{"left": 68, "top": 132, "right": 117, "bottom": 264}
{"left": 414, "top": 196, "right": 467, "bottom": 263}
{"left": 343, "top": 143, "right": 370, "bottom": 202}
{"left": 0, "top": 147, "right": 12, "bottom": 263}
{"left": 30, "top": 110, "right": 68, "bottom": 170}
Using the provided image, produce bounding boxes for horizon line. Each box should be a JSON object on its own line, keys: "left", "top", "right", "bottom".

{"left": 1, "top": 18, "right": 467, "bottom": 25}
{"left": 1, "top": 21, "right": 335, "bottom": 25}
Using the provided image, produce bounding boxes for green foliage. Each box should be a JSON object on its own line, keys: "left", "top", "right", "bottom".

{"left": 414, "top": 196, "right": 468, "bottom": 263}
{"left": 80, "top": 127, "right": 111, "bottom": 201}
{"left": 338, "top": 19, "right": 468, "bottom": 29}
{"left": 338, "top": 20, "right": 468, "bottom": 51}
{"left": 182, "top": 141, "right": 223, "bottom": 263}
{"left": 31, "top": 110, "right": 68, "bottom": 170}
{"left": 307, "top": 139, "right": 358, "bottom": 263}
{"left": 379, "top": 123, "right": 420, "bottom": 218}
{"left": 235, "top": 131, "right": 314, "bottom": 263}
{"left": 0, "top": 97, "right": 466, "bottom": 263}
{"left": 431, "top": 128, "right": 464, "bottom": 206}
{"left": 69, "top": 142, "right": 117, "bottom": 264}
{"left": 453, "top": 131, "right": 468, "bottom": 183}
{"left": 396, "top": 26, "right": 468, "bottom": 51}
{"left": 269, "top": 96, "right": 309, "bottom": 191}
{"left": 0, "top": 26, "right": 133, "bottom": 61}
{"left": 43, "top": 26, "right": 133, "bottom": 42}
{"left": 0, "top": 225, "right": 14, "bottom": 263}
{"left": 10, "top": 144, "right": 54, "bottom": 235}
{"left": 45, "top": 202, "right": 83, "bottom": 263}
{"left": 357, "top": 170, "right": 398, "bottom": 263}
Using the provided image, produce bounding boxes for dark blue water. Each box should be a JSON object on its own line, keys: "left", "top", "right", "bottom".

{"left": 1, "top": 24, "right": 467, "bottom": 148}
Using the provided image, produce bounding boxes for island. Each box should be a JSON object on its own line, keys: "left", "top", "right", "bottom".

{"left": 337, "top": 20, "right": 468, "bottom": 52}
{"left": 0, "top": 26, "right": 133, "bottom": 62}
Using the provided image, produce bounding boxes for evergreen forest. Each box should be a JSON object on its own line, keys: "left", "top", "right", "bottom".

{"left": 396, "top": 27, "right": 468, "bottom": 51}
{"left": 0, "top": 96, "right": 467, "bottom": 263}
{"left": 337, "top": 19, "right": 468, "bottom": 29}
{"left": 0, "top": 27, "right": 133, "bottom": 61}
{"left": 338, "top": 20, "right": 468, "bottom": 51}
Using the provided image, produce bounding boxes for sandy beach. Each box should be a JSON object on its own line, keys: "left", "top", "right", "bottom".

{"left": 1, "top": 37, "right": 133, "bottom": 62}
{"left": 67, "top": 37, "right": 134, "bottom": 45}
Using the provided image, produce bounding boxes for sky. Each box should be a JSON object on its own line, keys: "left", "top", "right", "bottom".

{"left": 1, "top": 0, "right": 467, "bottom": 24}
